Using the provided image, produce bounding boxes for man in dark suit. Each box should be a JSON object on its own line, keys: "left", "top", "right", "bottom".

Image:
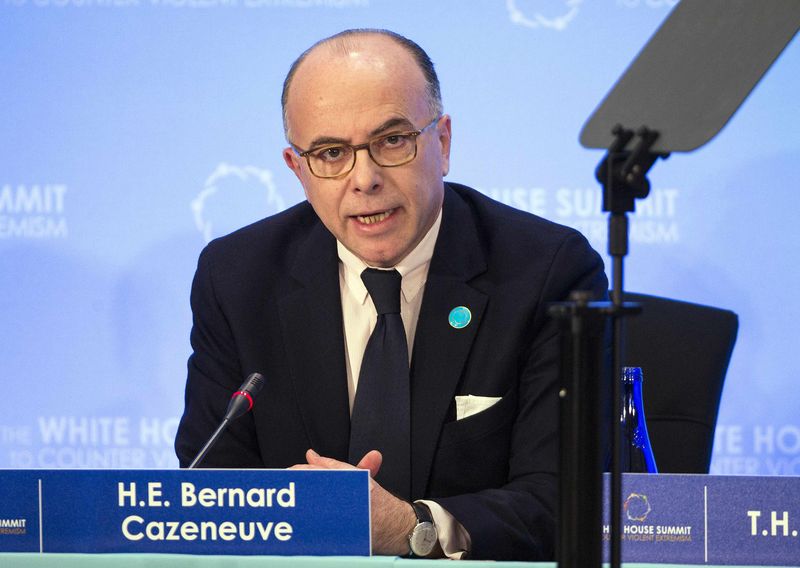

{"left": 175, "top": 29, "right": 607, "bottom": 560}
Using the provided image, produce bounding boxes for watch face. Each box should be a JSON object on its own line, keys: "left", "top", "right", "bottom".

{"left": 410, "top": 521, "right": 437, "bottom": 556}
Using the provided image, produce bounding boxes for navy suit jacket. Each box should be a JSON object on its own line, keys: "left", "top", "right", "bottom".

{"left": 175, "top": 182, "right": 608, "bottom": 560}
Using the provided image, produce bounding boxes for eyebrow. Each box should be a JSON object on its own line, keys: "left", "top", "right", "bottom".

{"left": 306, "top": 135, "right": 348, "bottom": 149}
{"left": 369, "top": 117, "right": 416, "bottom": 137}
{"left": 306, "top": 117, "right": 417, "bottom": 150}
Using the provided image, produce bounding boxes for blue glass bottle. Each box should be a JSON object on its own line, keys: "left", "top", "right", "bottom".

{"left": 621, "top": 367, "right": 658, "bottom": 473}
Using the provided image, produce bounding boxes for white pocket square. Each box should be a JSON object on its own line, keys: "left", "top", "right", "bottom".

{"left": 454, "top": 395, "right": 502, "bottom": 420}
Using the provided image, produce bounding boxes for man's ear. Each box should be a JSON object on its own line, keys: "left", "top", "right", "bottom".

{"left": 437, "top": 115, "right": 452, "bottom": 176}
{"left": 283, "top": 147, "right": 303, "bottom": 180}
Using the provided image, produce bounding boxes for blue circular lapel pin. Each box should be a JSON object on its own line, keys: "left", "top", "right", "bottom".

{"left": 448, "top": 306, "right": 472, "bottom": 329}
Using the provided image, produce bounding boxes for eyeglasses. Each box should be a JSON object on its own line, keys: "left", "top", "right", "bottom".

{"left": 291, "top": 116, "right": 441, "bottom": 179}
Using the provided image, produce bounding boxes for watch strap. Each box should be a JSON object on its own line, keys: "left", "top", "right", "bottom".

{"left": 407, "top": 501, "right": 437, "bottom": 558}
{"left": 411, "top": 501, "right": 433, "bottom": 524}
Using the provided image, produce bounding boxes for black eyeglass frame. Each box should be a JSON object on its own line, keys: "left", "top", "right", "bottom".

{"left": 290, "top": 116, "right": 442, "bottom": 179}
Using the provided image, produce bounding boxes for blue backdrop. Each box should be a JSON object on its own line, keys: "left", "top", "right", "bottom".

{"left": 1, "top": 0, "right": 798, "bottom": 475}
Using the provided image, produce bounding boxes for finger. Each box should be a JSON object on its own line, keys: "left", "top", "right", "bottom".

{"left": 305, "top": 449, "right": 354, "bottom": 470}
{"left": 355, "top": 450, "right": 383, "bottom": 478}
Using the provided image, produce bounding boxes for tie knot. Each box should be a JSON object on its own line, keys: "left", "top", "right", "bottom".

{"left": 361, "top": 268, "right": 402, "bottom": 315}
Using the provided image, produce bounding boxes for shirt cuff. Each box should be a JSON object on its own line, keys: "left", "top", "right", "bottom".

{"left": 418, "top": 499, "right": 471, "bottom": 559}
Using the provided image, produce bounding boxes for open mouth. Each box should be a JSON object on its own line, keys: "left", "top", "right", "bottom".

{"left": 355, "top": 209, "right": 395, "bottom": 225}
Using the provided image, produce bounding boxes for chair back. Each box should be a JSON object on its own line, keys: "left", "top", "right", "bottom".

{"left": 623, "top": 292, "right": 738, "bottom": 473}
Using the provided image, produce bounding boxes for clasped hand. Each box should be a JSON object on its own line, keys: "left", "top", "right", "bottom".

{"left": 289, "top": 449, "right": 415, "bottom": 555}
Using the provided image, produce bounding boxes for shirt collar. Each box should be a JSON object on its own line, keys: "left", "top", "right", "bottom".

{"left": 338, "top": 207, "right": 443, "bottom": 306}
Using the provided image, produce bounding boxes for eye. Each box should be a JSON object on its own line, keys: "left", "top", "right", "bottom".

{"left": 377, "top": 133, "right": 410, "bottom": 149}
{"left": 313, "top": 145, "right": 348, "bottom": 163}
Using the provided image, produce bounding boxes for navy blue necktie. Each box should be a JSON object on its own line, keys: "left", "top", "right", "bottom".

{"left": 349, "top": 268, "right": 411, "bottom": 500}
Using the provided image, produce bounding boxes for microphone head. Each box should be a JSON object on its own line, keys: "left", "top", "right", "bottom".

{"left": 242, "top": 372, "right": 265, "bottom": 396}
{"left": 224, "top": 372, "right": 265, "bottom": 421}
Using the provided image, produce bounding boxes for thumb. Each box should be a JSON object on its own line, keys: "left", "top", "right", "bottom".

{"left": 356, "top": 450, "right": 383, "bottom": 478}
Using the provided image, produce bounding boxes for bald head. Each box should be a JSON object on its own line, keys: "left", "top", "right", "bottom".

{"left": 281, "top": 29, "right": 442, "bottom": 139}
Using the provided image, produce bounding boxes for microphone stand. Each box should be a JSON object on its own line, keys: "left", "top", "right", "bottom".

{"left": 188, "top": 419, "right": 233, "bottom": 469}
{"left": 598, "top": 125, "right": 668, "bottom": 568}
{"left": 187, "top": 372, "right": 264, "bottom": 469}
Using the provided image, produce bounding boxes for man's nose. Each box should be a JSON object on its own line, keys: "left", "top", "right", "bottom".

{"left": 349, "top": 147, "right": 383, "bottom": 193}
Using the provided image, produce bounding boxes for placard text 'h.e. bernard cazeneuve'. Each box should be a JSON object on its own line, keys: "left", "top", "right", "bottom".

{"left": 117, "top": 480, "right": 297, "bottom": 543}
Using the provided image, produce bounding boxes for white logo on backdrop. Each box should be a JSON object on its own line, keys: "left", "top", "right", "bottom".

{"left": 4, "top": 417, "right": 181, "bottom": 468}
{"left": 712, "top": 424, "right": 800, "bottom": 476}
{"left": 0, "top": 183, "right": 68, "bottom": 239}
{"left": 506, "top": 0, "right": 582, "bottom": 31}
{"left": 192, "top": 163, "right": 285, "bottom": 243}
{"left": 480, "top": 186, "right": 681, "bottom": 246}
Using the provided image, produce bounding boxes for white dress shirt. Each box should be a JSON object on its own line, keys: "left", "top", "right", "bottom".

{"left": 336, "top": 208, "right": 470, "bottom": 559}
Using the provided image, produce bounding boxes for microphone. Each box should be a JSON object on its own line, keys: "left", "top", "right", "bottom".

{"left": 188, "top": 372, "right": 265, "bottom": 469}
{"left": 224, "top": 372, "right": 265, "bottom": 421}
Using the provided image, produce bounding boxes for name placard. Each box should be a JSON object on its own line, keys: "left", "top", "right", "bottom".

{"left": 603, "top": 473, "right": 800, "bottom": 565}
{"left": 0, "top": 469, "right": 370, "bottom": 555}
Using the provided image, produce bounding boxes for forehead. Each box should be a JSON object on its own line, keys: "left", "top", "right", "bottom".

{"left": 285, "top": 35, "right": 430, "bottom": 142}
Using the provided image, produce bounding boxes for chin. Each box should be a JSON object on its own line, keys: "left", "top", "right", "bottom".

{"left": 362, "top": 251, "right": 400, "bottom": 268}
{"left": 365, "top": 257, "right": 397, "bottom": 269}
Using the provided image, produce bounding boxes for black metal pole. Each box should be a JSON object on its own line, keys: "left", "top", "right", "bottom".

{"left": 188, "top": 418, "right": 230, "bottom": 469}
{"left": 553, "top": 293, "right": 609, "bottom": 568}
{"left": 609, "top": 214, "right": 627, "bottom": 568}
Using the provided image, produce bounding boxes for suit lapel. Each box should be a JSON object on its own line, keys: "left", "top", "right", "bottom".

{"left": 410, "top": 185, "right": 488, "bottom": 498}
{"left": 277, "top": 220, "right": 351, "bottom": 461}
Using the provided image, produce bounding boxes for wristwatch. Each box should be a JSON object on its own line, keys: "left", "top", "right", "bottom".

{"left": 408, "top": 501, "right": 438, "bottom": 557}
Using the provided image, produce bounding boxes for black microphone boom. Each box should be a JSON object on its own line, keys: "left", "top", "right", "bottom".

{"left": 187, "top": 372, "right": 265, "bottom": 469}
